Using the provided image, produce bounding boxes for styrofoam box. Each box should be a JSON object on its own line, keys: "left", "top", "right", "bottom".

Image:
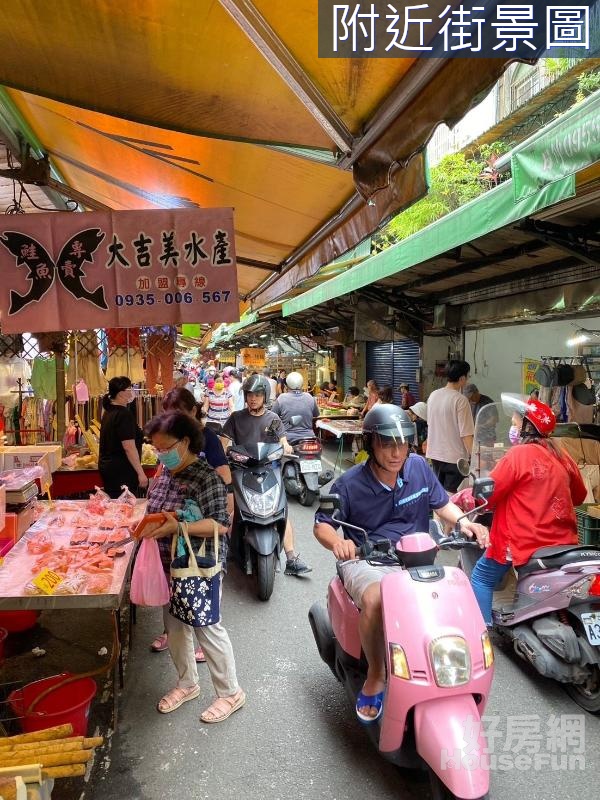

{"left": 0, "top": 445, "right": 62, "bottom": 473}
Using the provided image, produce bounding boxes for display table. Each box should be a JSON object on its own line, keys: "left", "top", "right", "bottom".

{"left": 51, "top": 465, "right": 157, "bottom": 497}
{"left": 316, "top": 419, "right": 363, "bottom": 474}
{"left": 0, "top": 500, "right": 145, "bottom": 704}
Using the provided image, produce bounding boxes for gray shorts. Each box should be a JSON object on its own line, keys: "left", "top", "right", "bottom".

{"left": 339, "top": 560, "right": 399, "bottom": 608}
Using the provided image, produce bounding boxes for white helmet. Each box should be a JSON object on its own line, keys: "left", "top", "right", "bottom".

{"left": 286, "top": 371, "right": 304, "bottom": 391}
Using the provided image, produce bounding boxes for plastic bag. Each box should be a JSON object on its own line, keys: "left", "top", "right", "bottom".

{"left": 87, "top": 486, "right": 111, "bottom": 516}
{"left": 130, "top": 538, "right": 170, "bottom": 607}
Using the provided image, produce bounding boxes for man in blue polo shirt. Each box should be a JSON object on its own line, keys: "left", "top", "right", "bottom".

{"left": 314, "top": 404, "right": 488, "bottom": 724}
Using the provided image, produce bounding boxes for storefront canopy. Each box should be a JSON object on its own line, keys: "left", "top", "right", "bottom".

{"left": 283, "top": 89, "right": 600, "bottom": 318}
{"left": 0, "top": 1, "right": 521, "bottom": 313}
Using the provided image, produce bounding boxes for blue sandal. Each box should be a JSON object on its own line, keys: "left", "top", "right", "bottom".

{"left": 356, "top": 687, "right": 385, "bottom": 724}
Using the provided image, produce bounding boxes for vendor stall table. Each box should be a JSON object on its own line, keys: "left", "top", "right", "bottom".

{"left": 51, "top": 465, "right": 157, "bottom": 497}
{"left": 0, "top": 501, "right": 144, "bottom": 724}
{"left": 316, "top": 418, "right": 363, "bottom": 475}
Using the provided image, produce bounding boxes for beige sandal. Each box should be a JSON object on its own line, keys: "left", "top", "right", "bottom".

{"left": 157, "top": 684, "right": 201, "bottom": 714}
{"left": 200, "top": 689, "right": 246, "bottom": 724}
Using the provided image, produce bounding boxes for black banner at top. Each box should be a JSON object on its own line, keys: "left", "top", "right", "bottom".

{"left": 318, "top": 0, "right": 600, "bottom": 58}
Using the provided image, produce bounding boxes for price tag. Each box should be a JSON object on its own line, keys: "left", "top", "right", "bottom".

{"left": 32, "top": 569, "right": 64, "bottom": 595}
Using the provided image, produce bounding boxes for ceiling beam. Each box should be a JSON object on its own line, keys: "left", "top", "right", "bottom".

{"left": 237, "top": 256, "right": 281, "bottom": 272}
{"left": 219, "top": 0, "right": 353, "bottom": 155}
{"left": 518, "top": 219, "right": 600, "bottom": 268}
{"left": 397, "top": 239, "right": 548, "bottom": 292}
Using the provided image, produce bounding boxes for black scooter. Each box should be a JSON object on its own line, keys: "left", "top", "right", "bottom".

{"left": 228, "top": 439, "right": 287, "bottom": 601}
{"left": 282, "top": 416, "right": 333, "bottom": 507}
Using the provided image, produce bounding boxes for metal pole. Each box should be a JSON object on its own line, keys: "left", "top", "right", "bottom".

{"left": 55, "top": 352, "right": 66, "bottom": 445}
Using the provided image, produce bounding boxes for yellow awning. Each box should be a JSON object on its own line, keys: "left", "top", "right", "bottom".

{"left": 0, "top": 1, "right": 517, "bottom": 313}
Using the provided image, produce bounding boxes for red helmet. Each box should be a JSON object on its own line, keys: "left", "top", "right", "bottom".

{"left": 501, "top": 393, "right": 556, "bottom": 436}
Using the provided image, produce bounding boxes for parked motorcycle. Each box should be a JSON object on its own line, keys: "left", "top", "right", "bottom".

{"left": 282, "top": 415, "right": 333, "bottom": 507}
{"left": 309, "top": 484, "right": 496, "bottom": 800}
{"left": 457, "top": 403, "right": 600, "bottom": 713}
{"left": 228, "top": 440, "right": 287, "bottom": 601}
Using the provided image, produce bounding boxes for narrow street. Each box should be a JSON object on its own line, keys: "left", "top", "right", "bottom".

{"left": 88, "top": 484, "right": 600, "bottom": 800}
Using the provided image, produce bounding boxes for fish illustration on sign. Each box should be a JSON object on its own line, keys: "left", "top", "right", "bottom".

{"left": 0, "top": 233, "right": 56, "bottom": 315}
{"left": 1, "top": 228, "right": 108, "bottom": 315}
{"left": 55, "top": 229, "right": 108, "bottom": 309}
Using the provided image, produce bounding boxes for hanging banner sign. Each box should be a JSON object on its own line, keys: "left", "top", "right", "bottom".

{"left": 0, "top": 208, "right": 239, "bottom": 333}
{"left": 522, "top": 358, "right": 541, "bottom": 396}
{"left": 241, "top": 347, "right": 266, "bottom": 367}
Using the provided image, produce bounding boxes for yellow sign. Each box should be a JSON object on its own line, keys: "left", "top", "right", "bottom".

{"left": 241, "top": 347, "right": 266, "bottom": 367}
{"left": 522, "top": 358, "right": 541, "bottom": 396}
{"left": 219, "top": 350, "right": 236, "bottom": 364}
{"left": 32, "top": 568, "right": 64, "bottom": 595}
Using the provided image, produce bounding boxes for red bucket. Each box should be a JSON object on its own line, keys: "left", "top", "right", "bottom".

{"left": 0, "top": 627, "right": 7, "bottom": 662}
{"left": 0, "top": 610, "right": 39, "bottom": 633}
{"left": 8, "top": 673, "right": 97, "bottom": 737}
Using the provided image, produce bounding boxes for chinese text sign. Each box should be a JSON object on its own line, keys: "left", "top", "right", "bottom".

{"left": 0, "top": 208, "right": 239, "bottom": 333}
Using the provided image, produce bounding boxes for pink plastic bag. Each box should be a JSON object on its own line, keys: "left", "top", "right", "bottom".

{"left": 130, "top": 538, "right": 170, "bottom": 607}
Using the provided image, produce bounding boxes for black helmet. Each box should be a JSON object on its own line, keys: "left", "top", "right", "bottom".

{"left": 242, "top": 374, "right": 270, "bottom": 400}
{"left": 362, "top": 404, "right": 416, "bottom": 452}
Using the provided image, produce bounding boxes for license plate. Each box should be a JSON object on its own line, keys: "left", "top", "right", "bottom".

{"left": 300, "top": 459, "right": 322, "bottom": 473}
{"left": 581, "top": 612, "right": 600, "bottom": 645}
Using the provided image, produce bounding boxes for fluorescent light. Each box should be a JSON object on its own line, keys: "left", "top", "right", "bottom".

{"left": 259, "top": 334, "right": 269, "bottom": 338}
{"left": 566, "top": 334, "right": 589, "bottom": 346}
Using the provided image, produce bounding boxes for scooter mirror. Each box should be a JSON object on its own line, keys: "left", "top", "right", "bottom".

{"left": 473, "top": 477, "right": 495, "bottom": 502}
{"left": 456, "top": 458, "right": 470, "bottom": 477}
{"left": 318, "top": 493, "right": 341, "bottom": 513}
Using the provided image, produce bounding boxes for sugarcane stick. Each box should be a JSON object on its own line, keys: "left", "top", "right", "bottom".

{"left": 0, "top": 740, "right": 90, "bottom": 757}
{"left": 0, "top": 777, "right": 17, "bottom": 800}
{"left": 0, "top": 736, "right": 103, "bottom": 754}
{"left": 0, "top": 724, "right": 73, "bottom": 745}
{"left": 42, "top": 764, "right": 86, "bottom": 779}
{"left": 0, "top": 749, "right": 92, "bottom": 768}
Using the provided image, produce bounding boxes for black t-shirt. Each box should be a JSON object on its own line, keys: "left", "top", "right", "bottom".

{"left": 99, "top": 405, "right": 142, "bottom": 463}
{"left": 221, "top": 409, "right": 285, "bottom": 445}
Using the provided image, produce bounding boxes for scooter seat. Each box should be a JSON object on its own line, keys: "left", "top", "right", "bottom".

{"left": 518, "top": 544, "right": 600, "bottom": 579}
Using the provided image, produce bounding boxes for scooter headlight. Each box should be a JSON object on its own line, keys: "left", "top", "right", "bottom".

{"left": 244, "top": 484, "right": 280, "bottom": 517}
{"left": 430, "top": 636, "right": 471, "bottom": 687}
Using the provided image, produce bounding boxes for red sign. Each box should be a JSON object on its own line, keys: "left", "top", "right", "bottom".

{"left": 0, "top": 208, "right": 238, "bottom": 333}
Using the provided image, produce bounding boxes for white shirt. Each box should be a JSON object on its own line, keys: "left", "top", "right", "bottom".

{"left": 229, "top": 378, "right": 244, "bottom": 411}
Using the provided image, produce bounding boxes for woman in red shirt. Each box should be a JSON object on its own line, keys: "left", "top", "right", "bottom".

{"left": 471, "top": 393, "right": 587, "bottom": 625}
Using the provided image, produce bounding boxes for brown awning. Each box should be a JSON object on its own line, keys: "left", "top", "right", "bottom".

{"left": 0, "top": 1, "right": 518, "bottom": 312}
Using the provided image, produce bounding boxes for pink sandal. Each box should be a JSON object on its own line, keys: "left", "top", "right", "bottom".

{"left": 157, "top": 684, "right": 201, "bottom": 714}
{"left": 200, "top": 690, "right": 246, "bottom": 723}
{"left": 150, "top": 633, "right": 168, "bottom": 652}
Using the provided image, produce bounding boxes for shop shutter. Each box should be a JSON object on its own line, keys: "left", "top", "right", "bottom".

{"left": 366, "top": 339, "right": 420, "bottom": 403}
{"left": 392, "top": 338, "right": 420, "bottom": 402}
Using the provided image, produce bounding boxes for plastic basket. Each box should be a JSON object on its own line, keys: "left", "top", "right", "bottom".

{"left": 576, "top": 507, "right": 600, "bottom": 546}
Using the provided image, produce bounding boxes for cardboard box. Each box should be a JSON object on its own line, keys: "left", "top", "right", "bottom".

{"left": 0, "top": 444, "right": 62, "bottom": 473}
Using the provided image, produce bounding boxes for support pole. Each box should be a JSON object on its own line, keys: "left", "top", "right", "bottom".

{"left": 55, "top": 353, "right": 66, "bottom": 445}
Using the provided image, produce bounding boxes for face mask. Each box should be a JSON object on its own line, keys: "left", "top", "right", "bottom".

{"left": 214, "top": 382, "right": 224, "bottom": 391}
{"left": 156, "top": 444, "right": 183, "bottom": 470}
{"left": 509, "top": 425, "right": 520, "bottom": 445}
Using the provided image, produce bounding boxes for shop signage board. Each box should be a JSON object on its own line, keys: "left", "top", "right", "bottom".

{"left": 522, "top": 358, "right": 541, "bottom": 396}
{"left": 219, "top": 350, "right": 236, "bottom": 364}
{"left": 241, "top": 347, "right": 266, "bottom": 367}
{"left": 0, "top": 208, "right": 239, "bottom": 333}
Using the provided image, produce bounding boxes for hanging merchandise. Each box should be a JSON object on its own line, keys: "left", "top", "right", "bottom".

{"left": 105, "top": 327, "right": 145, "bottom": 383}
{"left": 143, "top": 326, "right": 177, "bottom": 393}
{"left": 31, "top": 355, "right": 57, "bottom": 400}
{"left": 67, "top": 331, "right": 108, "bottom": 397}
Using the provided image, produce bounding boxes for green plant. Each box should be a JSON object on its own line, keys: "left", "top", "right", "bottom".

{"left": 372, "top": 142, "right": 510, "bottom": 251}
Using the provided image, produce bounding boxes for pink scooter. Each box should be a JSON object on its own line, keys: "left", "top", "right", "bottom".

{"left": 309, "top": 482, "right": 496, "bottom": 800}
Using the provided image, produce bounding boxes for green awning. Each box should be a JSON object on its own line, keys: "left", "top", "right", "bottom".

{"left": 509, "top": 90, "right": 600, "bottom": 201}
{"left": 217, "top": 311, "right": 259, "bottom": 342}
{"left": 282, "top": 175, "right": 574, "bottom": 317}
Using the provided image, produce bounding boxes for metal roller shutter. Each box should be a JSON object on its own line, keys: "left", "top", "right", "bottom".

{"left": 366, "top": 339, "right": 420, "bottom": 403}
